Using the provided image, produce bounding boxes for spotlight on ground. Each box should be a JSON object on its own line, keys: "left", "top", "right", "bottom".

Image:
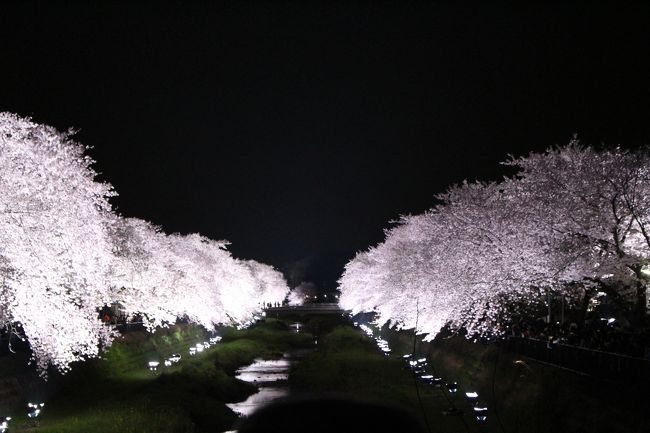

{"left": 474, "top": 406, "right": 488, "bottom": 421}
{"left": 465, "top": 391, "right": 479, "bottom": 405}
{"left": 27, "top": 403, "right": 44, "bottom": 418}
{"left": 1, "top": 416, "right": 12, "bottom": 433}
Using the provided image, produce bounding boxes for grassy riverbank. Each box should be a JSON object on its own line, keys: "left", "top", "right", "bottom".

{"left": 3, "top": 319, "right": 312, "bottom": 433}
{"left": 289, "top": 325, "right": 471, "bottom": 433}
{"left": 375, "top": 325, "right": 650, "bottom": 433}
{"left": 5, "top": 315, "right": 645, "bottom": 433}
{"left": 422, "top": 335, "right": 649, "bottom": 433}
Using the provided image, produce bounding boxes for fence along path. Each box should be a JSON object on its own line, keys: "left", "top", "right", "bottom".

{"left": 504, "top": 336, "right": 650, "bottom": 382}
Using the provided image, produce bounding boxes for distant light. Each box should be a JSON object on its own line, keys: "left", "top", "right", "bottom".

{"left": 417, "top": 357, "right": 426, "bottom": 363}
{"left": 189, "top": 347, "right": 197, "bottom": 355}
{"left": 148, "top": 361, "right": 160, "bottom": 371}
{"left": 164, "top": 360, "right": 172, "bottom": 367}
{"left": 446, "top": 382, "right": 458, "bottom": 393}
{"left": 607, "top": 318, "right": 616, "bottom": 324}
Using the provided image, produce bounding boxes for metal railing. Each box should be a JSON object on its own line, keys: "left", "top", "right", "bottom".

{"left": 503, "top": 336, "right": 650, "bottom": 382}
{"left": 265, "top": 303, "right": 344, "bottom": 310}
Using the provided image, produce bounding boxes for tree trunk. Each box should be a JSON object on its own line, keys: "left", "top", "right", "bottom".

{"left": 576, "top": 285, "right": 593, "bottom": 327}
{"left": 634, "top": 283, "right": 647, "bottom": 325}
{"left": 629, "top": 265, "right": 648, "bottom": 325}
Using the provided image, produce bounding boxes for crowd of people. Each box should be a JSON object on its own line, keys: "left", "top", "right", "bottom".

{"left": 507, "top": 316, "right": 650, "bottom": 359}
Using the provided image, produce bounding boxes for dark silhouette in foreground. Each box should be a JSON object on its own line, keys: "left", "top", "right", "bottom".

{"left": 236, "top": 396, "right": 425, "bottom": 433}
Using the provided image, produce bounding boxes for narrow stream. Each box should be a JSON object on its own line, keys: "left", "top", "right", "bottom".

{"left": 222, "top": 322, "right": 315, "bottom": 433}
{"left": 226, "top": 356, "right": 292, "bottom": 417}
{"left": 228, "top": 320, "right": 314, "bottom": 419}
{"left": 226, "top": 348, "right": 313, "bottom": 417}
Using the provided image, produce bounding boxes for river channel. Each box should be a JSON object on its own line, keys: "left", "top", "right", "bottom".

{"left": 226, "top": 348, "right": 312, "bottom": 418}
{"left": 225, "top": 321, "right": 314, "bottom": 427}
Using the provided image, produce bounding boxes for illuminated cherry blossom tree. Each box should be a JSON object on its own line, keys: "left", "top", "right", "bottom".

{"left": 244, "top": 260, "right": 291, "bottom": 307}
{"left": 0, "top": 112, "right": 117, "bottom": 374}
{"left": 504, "top": 142, "right": 650, "bottom": 320}
{"left": 340, "top": 141, "right": 650, "bottom": 341}
{"left": 110, "top": 219, "right": 289, "bottom": 329}
{"left": 287, "top": 281, "right": 319, "bottom": 306}
{"left": 1, "top": 113, "right": 289, "bottom": 375}
{"left": 108, "top": 217, "right": 180, "bottom": 329}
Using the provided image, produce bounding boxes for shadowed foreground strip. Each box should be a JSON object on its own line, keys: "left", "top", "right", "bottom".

{"left": 236, "top": 396, "right": 425, "bottom": 433}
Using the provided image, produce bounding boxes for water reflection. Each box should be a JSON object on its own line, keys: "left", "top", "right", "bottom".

{"left": 227, "top": 387, "right": 291, "bottom": 417}
{"left": 235, "top": 359, "right": 291, "bottom": 383}
{"left": 226, "top": 356, "right": 292, "bottom": 417}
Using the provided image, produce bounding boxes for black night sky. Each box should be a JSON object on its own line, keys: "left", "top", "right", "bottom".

{"left": 2, "top": 2, "right": 649, "bottom": 289}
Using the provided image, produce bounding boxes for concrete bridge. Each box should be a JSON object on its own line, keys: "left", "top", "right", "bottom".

{"left": 264, "top": 302, "right": 349, "bottom": 318}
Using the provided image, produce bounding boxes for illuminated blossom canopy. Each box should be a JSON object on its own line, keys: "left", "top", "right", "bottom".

{"left": 0, "top": 113, "right": 288, "bottom": 375}
{"left": 109, "top": 219, "right": 289, "bottom": 329}
{"left": 244, "top": 260, "right": 291, "bottom": 308}
{"left": 287, "top": 281, "right": 318, "bottom": 306}
{"left": 340, "top": 141, "right": 650, "bottom": 340}
{"left": 0, "top": 113, "right": 117, "bottom": 373}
